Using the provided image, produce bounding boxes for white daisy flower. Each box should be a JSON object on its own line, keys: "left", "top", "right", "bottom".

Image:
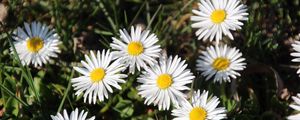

{"left": 137, "top": 55, "right": 195, "bottom": 110}
{"left": 51, "top": 108, "right": 95, "bottom": 120}
{"left": 191, "top": 0, "right": 248, "bottom": 43}
{"left": 196, "top": 45, "right": 246, "bottom": 83}
{"left": 172, "top": 90, "right": 227, "bottom": 120}
{"left": 12, "top": 21, "right": 61, "bottom": 67}
{"left": 72, "top": 50, "right": 127, "bottom": 104}
{"left": 290, "top": 41, "right": 300, "bottom": 76}
{"left": 287, "top": 94, "right": 300, "bottom": 120}
{"left": 110, "top": 26, "right": 161, "bottom": 73}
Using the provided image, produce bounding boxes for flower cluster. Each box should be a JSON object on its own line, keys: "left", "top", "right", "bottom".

{"left": 9, "top": 0, "right": 300, "bottom": 119}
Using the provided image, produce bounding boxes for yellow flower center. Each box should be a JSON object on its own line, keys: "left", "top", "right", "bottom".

{"left": 90, "top": 68, "right": 106, "bottom": 83}
{"left": 127, "top": 41, "right": 144, "bottom": 56}
{"left": 156, "top": 74, "right": 173, "bottom": 89}
{"left": 189, "top": 107, "right": 207, "bottom": 120}
{"left": 210, "top": 9, "right": 227, "bottom": 24}
{"left": 26, "top": 37, "right": 44, "bottom": 53}
{"left": 212, "top": 57, "right": 230, "bottom": 71}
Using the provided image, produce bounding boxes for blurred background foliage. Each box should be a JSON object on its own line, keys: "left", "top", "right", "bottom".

{"left": 0, "top": 0, "right": 300, "bottom": 119}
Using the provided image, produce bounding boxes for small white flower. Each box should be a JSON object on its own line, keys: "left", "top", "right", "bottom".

{"left": 287, "top": 94, "right": 300, "bottom": 120}
{"left": 172, "top": 90, "right": 227, "bottom": 120}
{"left": 291, "top": 41, "right": 300, "bottom": 76}
{"left": 72, "top": 50, "right": 127, "bottom": 104}
{"left": 12, "top": 21, "right": 61, "bottom": 67}
{"left": 191, "top": 0, "right": 248, "bottom": 43}
{"left": 196, "top": 45, "right": 246, "bottom": 83}
{"left": 51, "top": 108, "right": 95, "bottom": 120}
{"left": 110, "top": 26, "right": 161, "bottom": 73}
{"left": 137, "top": 55, "right": 195, "bottom": 110}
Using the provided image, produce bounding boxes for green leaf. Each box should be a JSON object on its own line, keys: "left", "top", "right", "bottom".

{"left": 121, "top": 107, "right": 134, "bottom": 118}
{"left": 5, "top": 97, "right": 19, "bottom": 117}
{"left": 271, "top": 0, "right": 278, "bottom": 4}
{"left": 127, "top": 88, "right": 141, "bottom": 100}
{"left": 115, "top": 99, "right": 134, "bottom": 118}
{"left": 115, "top": 99, "right": 132, "bottom": 110}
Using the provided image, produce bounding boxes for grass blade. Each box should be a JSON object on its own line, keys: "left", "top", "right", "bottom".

{"left": 0, "top": 84, "right": 29, "bottom": 107}
{"left": 128, "top": 1, "right": 146, "bottom": 28}
{"left": 57, "top": 69, "right": 74, "bottom": 113}
{"left": 5, "top": 30, "right": 41, "bottom": 103}
{"left": 98, "top": 1, "right": 118, "bottom": 34}
{"left": 146, "top": 5, "right": 162, "bottom": 30}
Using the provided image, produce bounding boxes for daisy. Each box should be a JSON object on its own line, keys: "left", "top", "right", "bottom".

{"left": 72, "top": 50, "right": 127, "bottom": 104}
{"left": 12, "top": 21, "right": 61, "bottom": 67}
{"left": 191, "top": 0, "right": 248, "bottom": 43}
{"left": 172, "top": 90, "right": 227, "bottom": 120}
{"left": 196, "top": 45, "right": 246, "bottom": 83}
{"left": 51, "top": 108, "right": 95, "bottom": 120}
{"left": 110, "top": 26, "right": 161, "bottom": 73}
{"left": 137, "top": 55, "right": 195, "bottom": 110}
{"left": 291, "top": 41, "right": 300, "bottom": 76}
{"left": 287, "top": 93, "right": 300, "bottom": 120}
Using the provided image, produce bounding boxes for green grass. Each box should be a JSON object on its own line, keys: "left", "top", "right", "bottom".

{"left": 0, "top": 0, "right": 300, "bottom": 119}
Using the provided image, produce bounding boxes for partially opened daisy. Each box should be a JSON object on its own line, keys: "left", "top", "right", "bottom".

{"left": 196, "top": 45, "right": 246, "bottom": 83}
{"left": 110, "top": 26, "right": 161, "bottom": 73}
{"left": 51, "top": 108, "right": 95, "bottom": 120}
{"left": 287, "top": 93, "right": 300, "bottom": 120}
{"left": 72, "top": 50, "right": 127, "bottom": 104}
{"left": 191, "top": 0, "right": 248, "bottom": 43}
{"left": 137, "top": 55, "right": 195, "bottom": 110}
{"left": 291, "top": 41, "right": 300, "bottom": 76}
{"left": 12, "top": 21, "right": 61, "bottom": 67}
{"left": 172, "top": 90, "right": 227, "bottom": 120}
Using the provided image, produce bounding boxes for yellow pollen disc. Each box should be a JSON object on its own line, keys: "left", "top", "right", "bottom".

{"left": 189, "top": 107, "right": 207, "bottom": 120}
{"left": 156, "top": 74, "right": 173, "bottom": 89}
{"left": 127, "top": 41, "right": 144, "bottom": 56}
{"left": 90, "top": 68, "right": 106, "bottom": 83}
{"left": 212, "top": 57, "right": 230, "bottom": 71}
{"left": 210, "top": 9, "right": 227, "bottom": 24}
{"left": 26, "top": 37, "right": 44, "bottom": 53}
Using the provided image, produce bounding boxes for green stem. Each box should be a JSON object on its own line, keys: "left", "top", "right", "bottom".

{"left": 100, "top": 99, "right": 113, "bottom": 113}
{"left": 220, "top": 82, "right": 226, "bottom": 99}
{"left": 57, "top": 69, "right": 74, "bottom": 113}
